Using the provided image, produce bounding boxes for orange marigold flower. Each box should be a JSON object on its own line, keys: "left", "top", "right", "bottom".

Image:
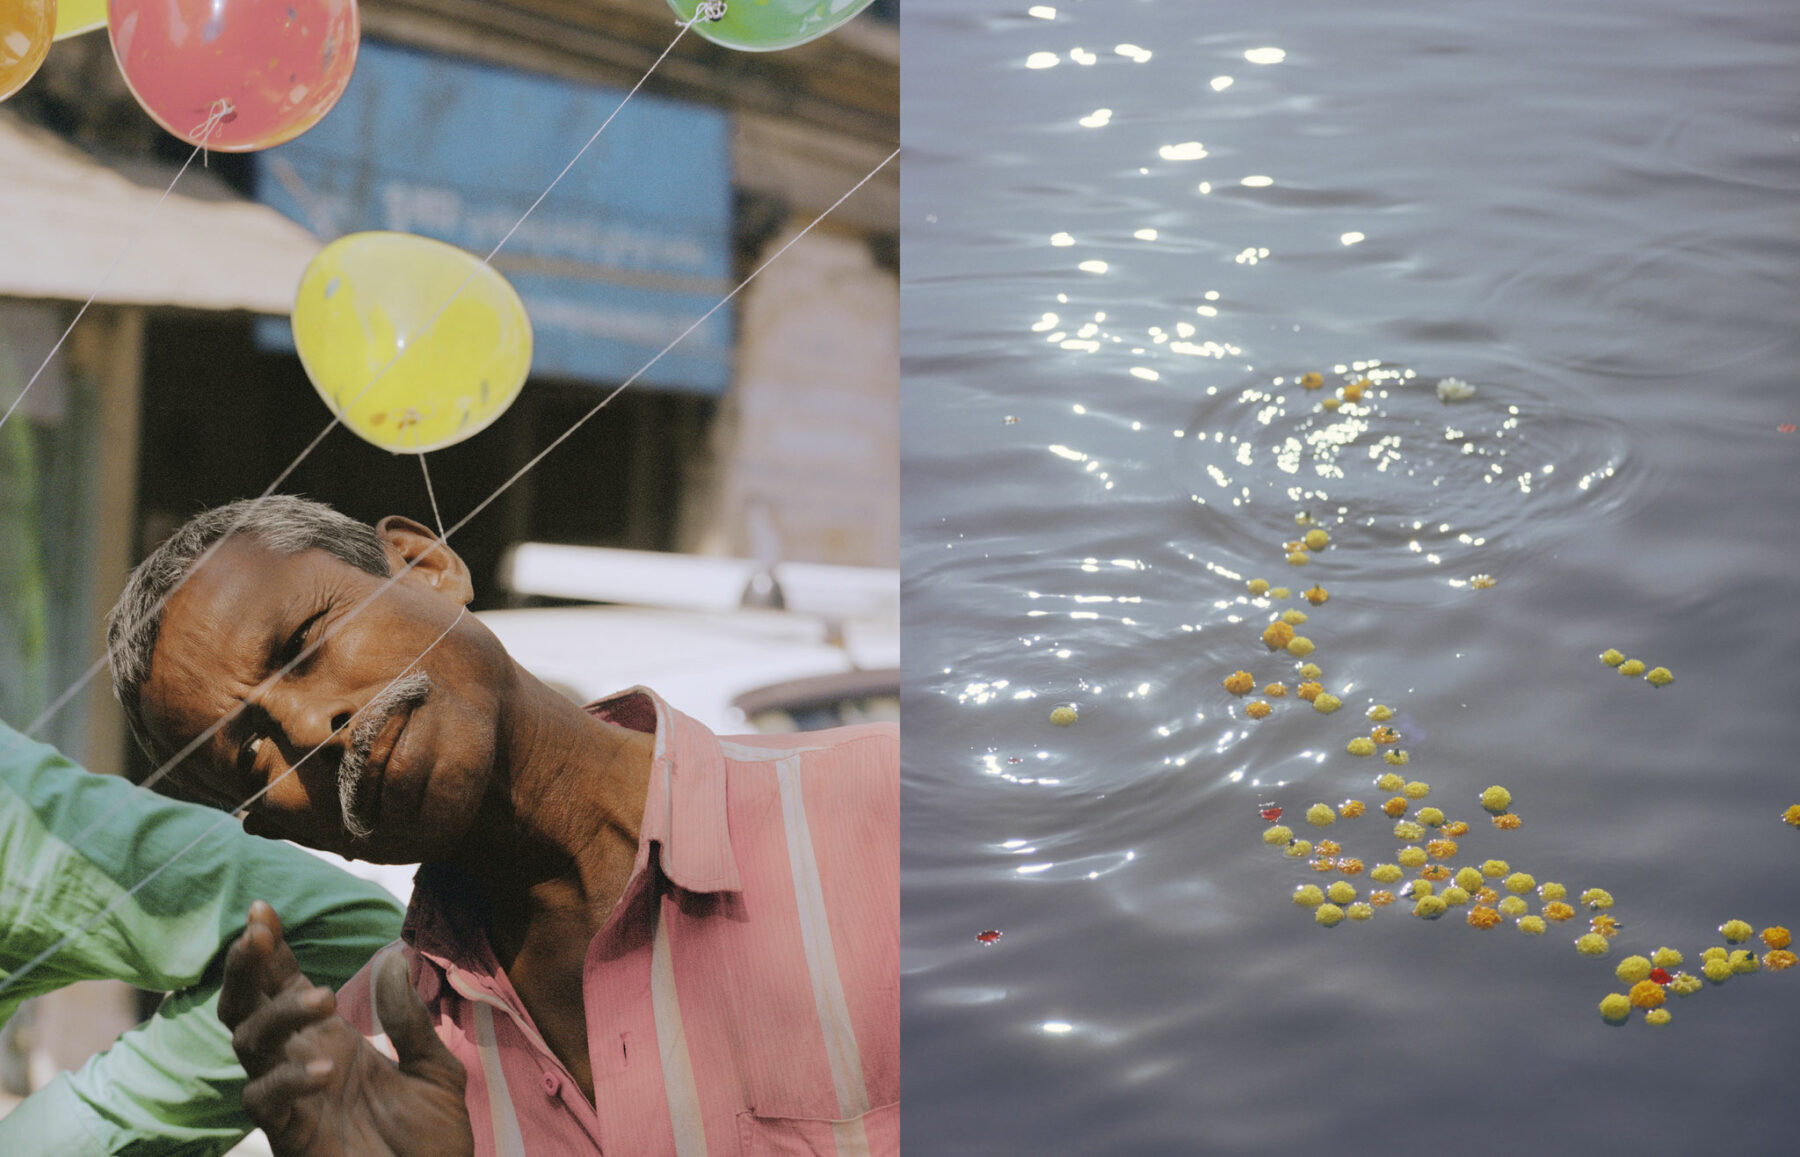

{"left": 1590, "top": 914, "right": 1622, "bottom": 938}
{"left": 1303, "top": 585, "right": 1329, "bottom": 605}
{"left": 1426, "top": 839, "right": 1459, "bottom": 860}
{"left": 1475, "top": 887, "right": 1499, "bottom": 905}
{"left": 1443, "top": 820, "right": 1470, "bottom": 837}
{"left": 1310, "top": 858, "right": 1337, "bottom": 873}
{"left": 1543, "top": 901, "right": 1576, "bottom": 922}
{"left": 1316, "top": 840, "right": 1341, "bottom": 857}
{"left": 1466, "top": 906, "right": 1502, "bottom": 930}
{"left": 1783, "top": 804, "right": 1800, "bottom": 828}
{"left": 1420, "top": 864, "right": 1452, "bottom": 882}
{"left": 1296, "top": 681, "right": 1323, "bottom": 702}
{"left": 1492, "top": 813, "right": 1523, "bottom": 831}
{"left": 1762, "top": 926, "right": 1792, "bottom": 951}
{"left": 1628, "top": 980, "right": 1666, "bottom": 1010}
{"left": 1262, "top": 621, "right": 1296, "bottom": 650}
{"left": 1224, "top": 670, "right": 1255, "bottom": 695}
{"left": 1765, "top": 950, "right": 1797, "bottom": 971}
{"left": 1338, "top": 858, "right": 1365, "bottom": 876}
{"left": 1264, "top": 682, "right": 1288, "bottom": 697}
{"left": 1382, "top": 796, "right": 1409, "bottom": 818}
{"left": 1371, "top": 726, "right": 1400, "bottom": 745}
{"left": 1339, "top": 800, "right": 1366, "bottom": 818}
{"left": 1369, "top": 890, "right": 1395, "bottom": 907}
{"left": 1246, "top": 700, "right": 1273, "bottom": 720}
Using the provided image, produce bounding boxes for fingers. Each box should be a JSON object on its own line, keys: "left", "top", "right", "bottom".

{"left": 242, "top": 1054, "right": 335, "bottom": 1137}
{"left": 231, "top": 982, "right": 338, "bottom": 1077}
{"left": 219, "top": 901, "right": 308, "bottom": 1030}
{"left": 374, "top": 949, "right": 466, "bottom": 1092}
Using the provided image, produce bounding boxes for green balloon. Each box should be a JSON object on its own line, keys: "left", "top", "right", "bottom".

{"left": 668, "top": 0, "right": 875, "bottom": 52}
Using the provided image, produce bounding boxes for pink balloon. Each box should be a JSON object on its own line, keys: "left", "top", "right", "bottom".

{"left": 108, "top": 0, "right": 359, "bottom": 152}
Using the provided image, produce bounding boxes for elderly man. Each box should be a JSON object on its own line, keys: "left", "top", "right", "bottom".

{"left": 106, "top": 495, "right": 898, "bottom": 1157}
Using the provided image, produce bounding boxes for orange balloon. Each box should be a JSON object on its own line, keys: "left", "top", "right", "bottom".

{"left": 0, "top": 0, "right": 56, "bottom": 102}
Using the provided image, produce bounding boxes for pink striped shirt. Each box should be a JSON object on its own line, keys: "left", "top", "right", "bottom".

{"left": 336, "top": 687, "right": 899, "bottom": 1156}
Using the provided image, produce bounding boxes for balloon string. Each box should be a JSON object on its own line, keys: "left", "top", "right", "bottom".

{"left": 0, "top": 144, "right": 205, "bottom": 438}
{"left": 12, "top": 146, "right": 893, "bottom": 997}
{"left": 189, "top": 98, "right": 236, "bottom": 165}
{"left": 0, "top": 608, "right": 466, "bottom": 1004}
{"left": 24, "top": 18, "right": 698, "bottom": 739}
{"left": 414, "top": 427, "right": 448, "bottom": 538}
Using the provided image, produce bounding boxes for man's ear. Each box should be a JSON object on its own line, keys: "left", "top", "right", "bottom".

{"left": 374, "top": 515, "right": 475, "bottom": 607}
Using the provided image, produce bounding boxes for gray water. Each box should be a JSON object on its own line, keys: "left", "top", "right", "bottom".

{"left": 900, "top": 0, "right": 1800, "bottom": 1151}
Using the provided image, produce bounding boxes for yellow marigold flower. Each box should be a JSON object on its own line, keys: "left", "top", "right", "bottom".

{"left": 1440, "top": 885, "right": 1470, "bottom": 906}
{"left": 1261, "top": 621, "right": 1296, "bottom": 649}
{"left": 1306, "top": 803, "right": 1337, "bottom": 827}
{"left": 1402, "top": 781, "right": 1431, "bottom": 800}
{"left": 1310, "top": 858, "right": 1338, "bottom": 873}
{"left": 1702, "top": 958, "right": 1733, "bottom": 983}
{"left": 1645, "top": 666, "right": 1673, "bottom": 686}
{"left": 1281, "top": 608, "right": 1309, "bottom": 626}
{"left": 1590, "top": 915, "right": 1621, "bottom": 938}
{"left": 1481, "top": 859, "right": 1510, "bottom": 879}
{"left": 1645, "top": 1008, "right": 1672, "bottom": 1026}
{"left": 1761, "top": 926, "right": 1791, "bottom": 950}
{"left": 1339, "top": 800, "right": 1366, "bottom": 819}
{"left": 1413, "top": 895, "right": 1448, "bottom": 919}
{"left": 1784, "top": 804, "right": 1800, "bottom": 828}
{"left": 1576, "top": 933, "right": 1611, "bottom": 957}
{"left": 1295, "top": 662, "right": 1319, "bottom": 678}
{"left": 1338, "top": 858, "right": 1364, "bottom": 876}
{"left": 1348, "top": 737, "right": 1377, "bottom": 757}
{"left": 1316, "top": 840, "right": 1341, "bottom": 856}
{"left": 1443, "top": 820, "right": 1469, "bottom": 837}
{"left": 1492, "top": 813, "right": 1523, "bottom": 831}
{"left": 1371, "top": 726, "right": 1400, "bottom": 745}
{"left": 1327, "top": 881, "right": 1357, "bottom": 904}
{"left": 1408, "top": 879, "right": 1436, "bottom": 899}
{"left": 1315, "top": 903, "right": 1345, "bottom": 927}
{"left": 1346, "top": 902, "right": 1374, "bottom": 921}
{"left": 1415, "top": 806, "right": 1445, "bottom": 827}
{"left": 1598, "top": 992, "right": 1631, "bottom": 1021}
{"left": 1369, "top": 890, "right": 1395, "bottom": 907}
{"left": 1322, "top": 396, "right": 1342, "bottom": 411}
{"left": 1670, "top": 972, "right": 1703, "bottom": 995}
{"left": 1651, "top": 946, "right": 1683, "bottom": 968}
{"left": 1287, "top": 552, "right": 1310, "bottom": 566}
{"left": 1264, "top": 682, "right": 1288, "bottom": 697}
{"left": 1312, "top": 693, "right": 1342, "bottom": 715}
{"left": 1293, "top": 884, "right": 1325, "bottom": 908}
{"left": 1539, "top": 882, "right": 1567, "bottom": 902}
{"left": 1262, "top": 825, "right": 1293, "bottom": 846}
{"left": 1469, "top": 574, "right": 1497, "bottom": 590}
{"left": 1600, "top": 648, "right": 1625, "bottom": 667}
{"left": 1454, "top": 866, "right": 1485, "bottom": 891}
{"left": 1370, "top": 863, "right": 1404, "bottom": 884}
{"left": 1467, "top": 906, "right": 1502, "bottom": 930}
{"left": 1284, "top": 840, "right": 1312, "bottom": 859}
{"left": 1299, "top": 371, "right": 1324, "bottom": 389}
{"left": 1615, "top": 956, "right": 1653, "bottom": 984}
{"left": 1396, "top": 846, "right": 1428, "bottom": 868}
{"left": 1246, "top": 701, "right": 1273, "bottom": 720}
{"left": 1296, "top": 681, "right": 1323, "bottom": 702}
{"left": 1247, "top": 578, "right": 1271, "bottom": 595}
{"left": 1367, "top": 704, "right": 1394, "bottom": 722}
{"left": 1224, "top": 670, "right": 1255, "bottom": 695}
{"left": 1425, "top": 838, "right": 1458, "bottom": 859}
{"left": 1518, "top": 915, "right": 1547, "bottom": 935}
{"left": 1618, "top": 659, "right": 1645, "bottom": 677}
{"left": 1287, "top": 636, "right": 1316, "bottom": 660}
{"left": 1270, "top": 587, "right": 1292, "bottom": 599}
{"left": 1394, "top": 820, "right": 1426, "bottom": 841}
{"left": 1381, "top": 796, "right": 1408, "bottom": 817}
{"left": 1343, "top": 381, "right": 1366, "bottom": 402}
{"left": 1479, "top": 785, "right": 1512, "bottom": 813}
{"left": 1497, "top": 896, "right": 1528, "bottom": 918}
{"left": 1719, "top": 919, "right": 1753, "bottom": 943}
{"left": 1504, "top": 872, "right": 1536, "bottom": 895}
{"left": 1629, "top": 980, "right": 1666, "bottom": 1010}
{"left": 1420, "top": 864, "right": 1452, "bottom": 882}
{"left": 1304, "top": 529, "right": 1330, "bottom": 551}
{"left": 1700, "top": 946, "right": 1728, "bottom": 964}
{"left": 1375, "top": 772, "right": 1404, "bottom": 793}
{"left": 1050, "top": 705, "right": 1079, "bottom": 725}
{"left": 1383, "top": 750, "right": 1410, "bottom": 766}
{"left": 1580, "top": 888, "right": 1614, "bottom": 910}
{"left": 1729, "top": 950, "right": 1759, "bottom": 975}
{"left": 1303, "top": 585, "right": 1329, "bottom": 605}
{"left": 1765, "top": 950, "right": 1797, "bottom": 971}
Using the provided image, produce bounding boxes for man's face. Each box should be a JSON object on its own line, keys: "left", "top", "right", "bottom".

{"left": 139, "top": 523, "right": 514, "bottom": 862}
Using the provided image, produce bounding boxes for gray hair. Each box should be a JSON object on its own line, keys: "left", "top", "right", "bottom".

{"left": 107, "top": 496, "right": 390, "bottom": 775}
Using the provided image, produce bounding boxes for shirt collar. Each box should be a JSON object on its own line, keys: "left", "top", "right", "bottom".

{"left": 401, "top": 685, "right": 743, "bottom": 966}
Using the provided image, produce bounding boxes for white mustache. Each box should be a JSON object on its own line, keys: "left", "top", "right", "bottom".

{"left": 337, "top": 672, "right": 432, "bottom": 840}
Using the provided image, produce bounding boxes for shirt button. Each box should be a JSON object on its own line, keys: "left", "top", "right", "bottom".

{"left": 542, "top": 1070, "right": 561, "bottom": 1097}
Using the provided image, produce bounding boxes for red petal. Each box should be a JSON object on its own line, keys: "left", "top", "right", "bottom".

{"left": 1649, "top": 967, "right": 1672, "bottom": 984}
{"left": 975, "top": 930, "right": 1002, "bottom": 945}
{"left": 1260, "top": 807, "right": 1284, "bottom": 822}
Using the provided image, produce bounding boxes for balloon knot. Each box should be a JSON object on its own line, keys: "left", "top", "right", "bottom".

{"left": 686, "top": 1, "right": 728, "bottom": 25}
{"left": 190, "top": 98, "right": 237, "bottom": 162}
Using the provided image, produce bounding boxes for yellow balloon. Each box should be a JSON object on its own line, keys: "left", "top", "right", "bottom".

{"left": 292, "top": 232, "right": 533, "bottom": 455}
{"left": 52, "top": 0, "right": 101, "bottom": 40}
{"left": 1, "top": 0, "right": 56, "bottom": 102}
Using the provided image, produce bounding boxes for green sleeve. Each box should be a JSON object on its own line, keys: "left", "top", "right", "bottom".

{"left": 0, "top": 720, "right": 405, "bottom": 1154}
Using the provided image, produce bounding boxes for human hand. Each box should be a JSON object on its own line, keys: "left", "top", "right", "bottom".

{"left": 219, "top": 901, "right": 474, "bottom": 1157}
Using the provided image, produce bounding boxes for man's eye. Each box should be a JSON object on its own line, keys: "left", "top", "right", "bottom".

{"left": 283, "top": 609, "right": 328, "bottom": 663}
{"left": 238, "top": 736, "right": 265, "bottom": 776}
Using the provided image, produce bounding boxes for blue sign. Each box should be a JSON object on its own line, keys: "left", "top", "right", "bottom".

{"left": 255, "top": 39, "right": 734, "bottom": 394}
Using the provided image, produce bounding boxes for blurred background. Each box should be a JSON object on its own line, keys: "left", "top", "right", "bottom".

{"left": 0, "top": 0, "right": 896, "bottom": 1131}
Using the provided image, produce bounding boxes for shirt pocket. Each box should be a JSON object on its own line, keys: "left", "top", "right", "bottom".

{"left": 736, "top": 1100, "right": 899, "bottom": 1157}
